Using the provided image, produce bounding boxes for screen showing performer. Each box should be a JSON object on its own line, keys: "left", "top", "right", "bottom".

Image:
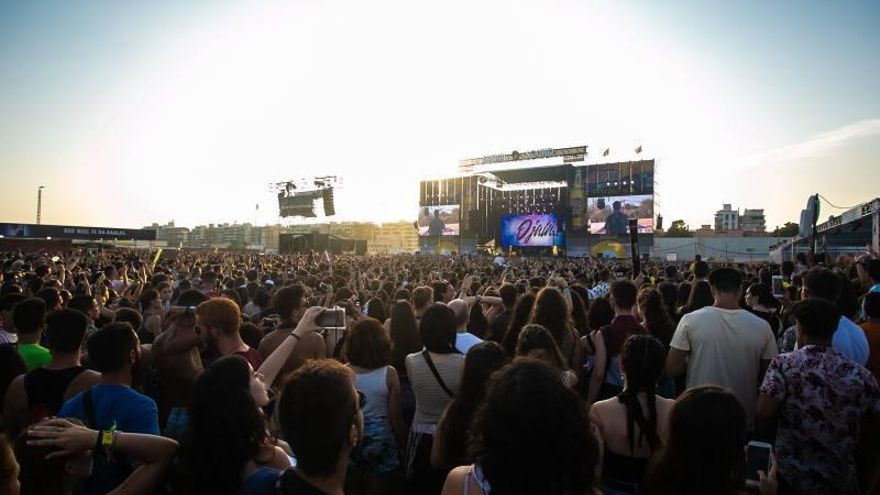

{"left": 587, "top": 194, "right": 653, "bottom": 234}
{"left": 417, "top": 205, "right": 460, "bottom": 236}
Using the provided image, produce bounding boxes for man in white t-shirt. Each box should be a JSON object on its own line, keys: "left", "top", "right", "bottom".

{"left": 448, "top": 298, "right": 482, "bottom": 354}
{"left": 666, "top": 267, "right": 777, "bottom": 431}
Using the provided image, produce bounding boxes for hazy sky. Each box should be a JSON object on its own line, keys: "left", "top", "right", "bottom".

{"left": 1, "top": 0, "right": 878, "bottom": 231}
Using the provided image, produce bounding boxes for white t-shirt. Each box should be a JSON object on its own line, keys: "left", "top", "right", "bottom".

{"left": 455, "top": 332, "right": 483, "bottom": 354}
{"left": 670, "top": 306, "right": 777, "bottom": 430}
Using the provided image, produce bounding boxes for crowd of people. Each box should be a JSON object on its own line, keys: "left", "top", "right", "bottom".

{"left": 0, "top": 247, "right": 878, "bottom": 495}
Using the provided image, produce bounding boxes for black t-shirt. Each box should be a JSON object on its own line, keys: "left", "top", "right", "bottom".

{"left": 276, "top": 469, "right": 331, "bottom": 495}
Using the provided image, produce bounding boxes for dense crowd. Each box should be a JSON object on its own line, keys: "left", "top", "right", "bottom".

{"left": 0, "top": 247, "right": 878, "bottom": 495}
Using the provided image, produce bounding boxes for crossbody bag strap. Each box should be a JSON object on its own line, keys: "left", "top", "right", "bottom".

{"left": 422, "top": 350, "right": 455, "bottom": 398}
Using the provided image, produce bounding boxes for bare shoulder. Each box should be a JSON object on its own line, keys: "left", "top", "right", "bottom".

{"left": 441, "top": 465, "right": 470, "bottom": 495}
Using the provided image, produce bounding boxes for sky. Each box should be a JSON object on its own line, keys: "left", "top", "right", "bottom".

{"left": 1, "top": 0, "right": 878, "bottom": 232}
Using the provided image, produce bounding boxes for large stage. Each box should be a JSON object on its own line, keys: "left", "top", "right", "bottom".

{"left": 417, "top": 146, "right": 655, "bottom": 258}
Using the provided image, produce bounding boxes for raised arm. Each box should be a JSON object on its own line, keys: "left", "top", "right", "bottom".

{"left": 257, "top": 306, "right": 323, "bottom": 386}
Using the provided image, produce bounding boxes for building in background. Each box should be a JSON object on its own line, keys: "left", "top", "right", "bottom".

{"left": 372, "top": 221, "right": 419, "bottom": 254}
{"left": 713, "top": 204, "right": 766, "bottom": 233}
{"left": 740, "top": 209, "right": 766, "bottom": 233}
{"left": 714, "top": 204, "right": 740, "bottom": 231}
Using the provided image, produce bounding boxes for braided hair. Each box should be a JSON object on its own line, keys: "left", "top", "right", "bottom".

{"left": 616, "top": 335, "right": 666, "bottom": 454}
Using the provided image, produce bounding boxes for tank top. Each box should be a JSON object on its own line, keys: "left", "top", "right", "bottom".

{"left": 408, "top": 352, "right": 464, "bottom": 430}
{"left": 25, "top": 366, "right": 87, "bottom": 425}
{"left": 354, "top": 366, "right": 390, "bottom": 420}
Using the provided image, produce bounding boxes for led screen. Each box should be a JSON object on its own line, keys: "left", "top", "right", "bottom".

{"left": 587, "top": 194, "right": 653, "bottom": 234}
{"left": 418, "top": 205, "right": 460, "bottom": 236}
{"left": 501, "top": 214, "right": 565, "bottom": 247}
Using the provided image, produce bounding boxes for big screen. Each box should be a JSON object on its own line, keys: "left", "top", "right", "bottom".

{"left": 501, "top": 214, "right": 565, "bottom": 247}
{"left": 418, "top": 205, "right": 461, "bottom": 236}
{"left": 587, "top": 194, "right": 653, "bottom": 234}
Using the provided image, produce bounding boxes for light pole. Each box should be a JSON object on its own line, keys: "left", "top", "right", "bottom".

{"left": 36, "top": 186, "right": 45, "bottom": 224}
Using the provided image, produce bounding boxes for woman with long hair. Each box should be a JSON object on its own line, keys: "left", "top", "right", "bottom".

{"left": 367, "top": 298, "right": 387, "bottom": 323}
{"left": 515, "top": 324, "right": 578, "bottom": 388}
{"left": 186, "top": 306, "right": 324, "bottom": 495}
{"left": 678, "top": 281, "right": 712, "bottom": 318}
{"left": 570, "top": 291, "right": 590, "bottom": 337}
{"left": 441, "top": 359, "right": 601, "bottom": 495}
{"left": 501, "top": 292, "right": 536, "bottom": 356}
{"left": 431, "top": 342, "right": 507, "bottom": 471}
{"left": 590, "top": 335, "right": 674, "bottom": 495}
{"left": 187, "top": 356, "right": 290, "bottom": 495}
{"left": 656, "top": 282, "right": 678, "bottom": 323}
{"left": 529, "top": 287, "right": 581, "bottom": 370}
{"left": 674, "top": 282, "right": 691, "bottom": 314}
{"left": 345, "top": 318, "right": 403, "bottom": 495}
{"left": 644, "top": 386, "right": 777, "bottom": 495}
{"left": 637, "top": 289, "right": 675, "bottom": 347}
{"left": 388, "top": 300, "right": 423, "bottom": 430}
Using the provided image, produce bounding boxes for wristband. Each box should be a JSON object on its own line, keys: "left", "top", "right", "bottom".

{"left": 289, "top": 332, "right": 301, "bottom": 341}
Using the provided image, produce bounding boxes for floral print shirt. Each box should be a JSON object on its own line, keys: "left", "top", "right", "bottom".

{"left": 760, "top": 345, "right": 880, "bottom": 494}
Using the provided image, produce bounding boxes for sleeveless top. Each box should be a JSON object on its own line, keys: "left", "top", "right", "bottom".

{"left": 25, "top": 366, "right": 87, "bottom": 425}
{"left": 407, "top": 352, "right": 464, "bottom": 431}
{"left": 354, "top": 366, "right": 390, "bottom": 420}
{"left": 462, "top": 464, "right": 491, "bottom": 495}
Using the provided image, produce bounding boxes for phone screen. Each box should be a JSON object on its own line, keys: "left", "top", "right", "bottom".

{"left": 746, "top": 444, "right": 771, "bottom": 482}
{"left": 771, "top": 276, "right": 784, "bottom": 298}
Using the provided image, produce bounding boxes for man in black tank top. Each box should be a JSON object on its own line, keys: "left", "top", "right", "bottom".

{"left": 2, "top": 309, "right": 99, "bottom": 437}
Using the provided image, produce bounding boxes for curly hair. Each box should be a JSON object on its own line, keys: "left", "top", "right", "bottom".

{"left": 345, "top": 317, "right": 392, "bottom": 369}
{"left": 468, "top": 358, "right": 599, "bottom": 495}
{"left": 515, "top": 324, "right": 568, "bottom": 371}
{"left": 187, "top": 356, "right": 267, "bottom": 495}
